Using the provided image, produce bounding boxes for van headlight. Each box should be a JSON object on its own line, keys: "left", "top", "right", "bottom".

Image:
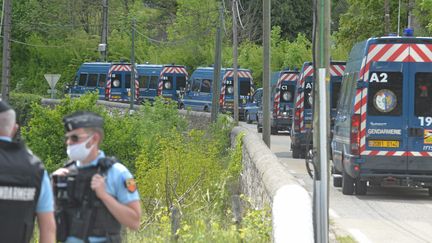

{"left": 227, "top": 86, "right": 234, "bottom": 94}
{"left": 164, "top": 81, "right": 172, "bottom": 89}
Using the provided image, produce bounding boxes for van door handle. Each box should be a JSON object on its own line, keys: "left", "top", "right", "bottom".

{"left": 409, "top": 128, "right": 424, "bottom": 137}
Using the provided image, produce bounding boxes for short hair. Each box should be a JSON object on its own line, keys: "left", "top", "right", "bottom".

{"left": 0, "top": 109, "right": 16, "bottom": 137}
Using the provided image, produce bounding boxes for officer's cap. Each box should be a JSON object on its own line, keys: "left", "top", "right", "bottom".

{"left": 63, "top": 111, "right": 104, "bottom": 132}
{"left": 0, "top": 101, "right": 12, "bottom": 113}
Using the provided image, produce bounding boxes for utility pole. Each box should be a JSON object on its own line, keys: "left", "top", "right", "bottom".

{"left": 384, "top": 0, "right": 390, "bottom": 34}
{"left": 1, "top": 0, "right": 12, "bottom": 102}
{"left": 211, "top": 3, "right": 224, "bottom": 123}
{"left": 262, "top": 0, "right": 271, "bottom": 147}
{"left": 313, "top": 0, "right": 331, "bottom": 242}
{"left": 407, "top": 0, "right": 414, "bottom": 29}
{"left": 232, "top": 0, "right": 239, "bottom": 123}
{"left": 130, "top": 18, "right": 136, "bottom": 110}
{"left": 101, "top": 0, "right": 108, "bottom": 61}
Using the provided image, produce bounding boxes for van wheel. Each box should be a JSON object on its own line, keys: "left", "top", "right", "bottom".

{"left": 257, "top": 125, "right": 262, "bottom": 133}
{"left": 342, "top": 170, "right": 355, "bottom": 195}
{"left": 271, "top": 127, "right": 278, "bottom": 135}
{"left": 292, "top": 146, "right": 301, "bottom": 159}
{"left": 355, "top": 179, "right": 367, "bottom": 195}
{"left": 333, "top": 176, "right": 342, "bottom": 188}
{"left": 204, "top": 106, "right": 209, "bottom": 112}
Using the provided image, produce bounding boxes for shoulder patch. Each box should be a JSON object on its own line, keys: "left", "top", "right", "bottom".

{"left": 125, "top": 178, "right": 137, "bottom": 193}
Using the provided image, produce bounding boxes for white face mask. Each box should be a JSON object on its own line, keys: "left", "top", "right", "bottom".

{"left": 67, "top": 135, "right": 95, "bottom": 162}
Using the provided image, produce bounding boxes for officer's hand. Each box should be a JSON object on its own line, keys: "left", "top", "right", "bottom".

{"left": 52, "top": 168, "right": 69, "bottom": 176}
{"left": 91, "top": 174, "right": 107, "bottom": 199}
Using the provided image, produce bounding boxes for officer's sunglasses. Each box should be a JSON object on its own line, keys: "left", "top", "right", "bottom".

{"left": 64, "top": 134, "right": 92, "bottom": 143}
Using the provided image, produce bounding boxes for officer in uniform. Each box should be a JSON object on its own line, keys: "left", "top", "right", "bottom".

{"left": 0, "top": 101, "right": 56, "bottom": 243}
{"left": 52, "top": 111, "right": 141, "bottom": 243}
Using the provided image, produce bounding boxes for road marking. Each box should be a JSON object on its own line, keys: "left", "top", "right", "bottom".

{"left": 329, "top": 208, "right": 339, "bottom": 219}
{"left": 348, "top": 229, "right": 372, "bottom": 243}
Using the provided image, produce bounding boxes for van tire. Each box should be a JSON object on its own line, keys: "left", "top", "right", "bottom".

{"left": 271, "top": 127, "right": 278, "bottom": 135}
{"left": 355, "top": 179, "right": 367, "bottom": 195}
{"left": 333, "top": 176, "right": 342, "bottom": 188}
{"left": 257, "top": 126, "right": 262, "bottom": 133}
{"left": 342, "top": 170, "right": 355, "bottom": 195}
{"left": 204, "top": 106, "right": 209, "bottom": 112}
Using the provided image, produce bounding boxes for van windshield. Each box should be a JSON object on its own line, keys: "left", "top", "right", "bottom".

{"left": 415, "top": 72, "right": 432, "bottom": 117}
{"left": 367, "top": 71, "right": 402, "bottom": 116}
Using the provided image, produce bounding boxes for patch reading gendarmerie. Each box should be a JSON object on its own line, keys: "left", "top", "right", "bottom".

{"left": 0, "top": 186, "right": 36, "bottom": 201}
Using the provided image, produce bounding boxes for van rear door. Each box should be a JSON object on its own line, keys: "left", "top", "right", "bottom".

{"left": 364, "top": 62, "right": 407, "bottom": 172}
{"left": 407, "top": 58, "right": 432, "bottom": 172}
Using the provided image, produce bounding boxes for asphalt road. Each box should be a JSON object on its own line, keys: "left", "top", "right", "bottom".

{"left": 241, "top": 122, "right": 432, "bottom": 243}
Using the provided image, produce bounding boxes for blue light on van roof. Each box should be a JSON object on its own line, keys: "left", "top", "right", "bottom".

{"left": 403, "top": 28, "right": 414, "bottom": 37}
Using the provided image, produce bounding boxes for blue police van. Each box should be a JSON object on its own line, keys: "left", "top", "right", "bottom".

{"left": 257, "top": 69, "right": 299, "bottom": 134}
{"left": 68, "top": 62, "right": 139, "bottom": 103}
{"left": 219, "top": 68, "right": 254, "bottom": 120}
{"left": 244, "top": 88, "right": 263, "bottom": 124}
{"left": 180, "top": 67, "right": 223, "bottom": 111}
{"left": 136, "top": 64, "right": 188, "bottom": 102}
{"left": 290, "top": 61, "right": 345, "bottom": 158}
{"left": 331, "top": 35, "right": 432, "bottom": 195}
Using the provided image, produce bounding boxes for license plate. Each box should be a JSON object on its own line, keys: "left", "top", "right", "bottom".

{"left": 305, "top": 124, "right": 312, "bottom": 129}
{"left": 112, "top": 95, "right": 120, "bottom": 99}
{"left": 368, "top": 140, "right": 400, "bottom": 148}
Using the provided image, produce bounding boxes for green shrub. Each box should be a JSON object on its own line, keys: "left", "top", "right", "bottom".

{"left": 9, "top": 92, "right": 43, "bottom": 129}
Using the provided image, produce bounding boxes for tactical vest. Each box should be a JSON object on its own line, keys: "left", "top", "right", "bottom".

{"left": 0, "top": 140, "right": 43, "bottom": 243}
{"left": 54, "top": 157, "right": 121, "bottom": 242}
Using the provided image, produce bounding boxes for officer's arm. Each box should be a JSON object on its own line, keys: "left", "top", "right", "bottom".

{"left": 37, "top": 212, "right": 56, "bottom": 243}
{"left": 92, "top": 174, "right": 141, "bottom": 230}
{"left": 99, "top": 193, "right": 141, "bottom": 230}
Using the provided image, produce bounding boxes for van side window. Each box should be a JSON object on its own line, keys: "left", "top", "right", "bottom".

{"left": 192, "top": 79, "right": 201, "bottom": 92}
{"left": 338, "top": 74, "right": 350, "bottom": 112}
{"left": 139, "top": 75, "right": 148, "bottom": 88}
{"left": 149, "top": 76, "right": 158, "bottom": 89}
{"left": 415, "top": 72, "right": 432, "bottom": 117}
{"left": 367, "top": 72, "right": 402, "bottom": 116}
{"left": 201, "top": 79, "right": 211, "bottom": 93}
{"left": 78, "top": 74, "right": 88, "bottom": 86}
{"left": 87, "top": 74, "right": 98, "bottom": 87}
{"left": 99, "top": 74, "right": 106, "bottom": 88}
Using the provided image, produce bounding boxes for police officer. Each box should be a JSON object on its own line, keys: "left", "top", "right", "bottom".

{"left": 52, "top": 111, "right": 141, "bottom": 243}
{"left": 0, "top": 101, "right": 56, "bottom": 243}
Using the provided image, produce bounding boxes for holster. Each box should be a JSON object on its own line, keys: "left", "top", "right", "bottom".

{"left": 55, "top": 209, "right": 68, "bottom": 242}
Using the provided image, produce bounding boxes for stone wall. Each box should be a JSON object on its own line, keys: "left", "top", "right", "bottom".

{"left": 231, "top": 126, "right": 314, "bottom": 243}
